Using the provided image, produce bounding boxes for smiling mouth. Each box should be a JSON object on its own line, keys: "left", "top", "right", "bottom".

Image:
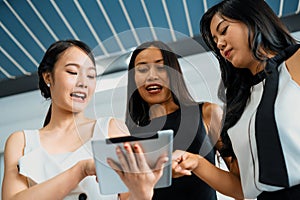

{"left": 70, "top": 92, "right": 86, "bottom": 100}
{"left": 146, "top": 85, "right": 162, "bottom": 92}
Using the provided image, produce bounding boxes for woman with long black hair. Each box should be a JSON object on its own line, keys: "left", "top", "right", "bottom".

{"left": 173, "top": 0, "right": 300, "bottom": 199}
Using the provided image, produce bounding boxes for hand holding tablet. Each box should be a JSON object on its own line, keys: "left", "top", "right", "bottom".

{"left": 107, "top": 142, "right": 169, "bottom": 200}
{"left": 91, "top": 130, "right": 173, "bottom": 195}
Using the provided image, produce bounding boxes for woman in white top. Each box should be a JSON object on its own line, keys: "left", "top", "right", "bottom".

{"left": 2, "top": 40, "right": 167, "bottom": 200}
{"left": 172, "top": 0, "right": 300, "bottom": 200}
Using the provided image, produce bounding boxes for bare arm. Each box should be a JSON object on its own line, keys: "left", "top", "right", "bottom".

{"left": 286, "top": 48, "right": 300, "bottom": 86}
{"left": 2, "top": 131, "right": 94, "bottom": 200}
{"left": 173, "top": 150, "right": 243, "bottom": 199}
{"left": 202, "top": 102, "right": 233, "bottom": 169}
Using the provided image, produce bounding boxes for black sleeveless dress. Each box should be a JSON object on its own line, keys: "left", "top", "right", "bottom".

{"left": 129, "top": 104, "right": 217, "bottom": 200}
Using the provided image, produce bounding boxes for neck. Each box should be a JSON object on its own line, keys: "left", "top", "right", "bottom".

{"left": 249, "top": 49, "right": 275, "bottom": 75}
{"left": 250, "top": 61, "right": 265, "bottom": 75}
{"left": 44, "top": 105, "right": 89, "bottom": 131}
{"left": 149, "top": 101, "right": 179, "bottom": 119}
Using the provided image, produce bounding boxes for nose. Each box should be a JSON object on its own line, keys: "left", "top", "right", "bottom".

{"left": 76, "top": 74, "right": 88, "bottom": 88}
{"left": 147, "top": 66, "right": 159, "bottom": 81}
{"left": 217, "top": 37, "right": 226, "bottom": 50}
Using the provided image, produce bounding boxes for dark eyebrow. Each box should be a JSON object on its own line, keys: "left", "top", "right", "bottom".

{"left": 211, "top": 19, "right": 225, "bottom": 42}
{"left": 135, "top": 61, "right": 147, "bottom": 66}
{"left": 65, "top": 63, "right": 80, "bottom": 68}
{"left": 135, "top": 58, "right": 164, "bottom": 66}
{"left": 65, "top": 63, "right": 96, "bottom": 71}
{"left": 155, "top": 59, "right": 164, "bottom": 63}
{"left": 216, "top": 19, "right": 225, "bottom": 32}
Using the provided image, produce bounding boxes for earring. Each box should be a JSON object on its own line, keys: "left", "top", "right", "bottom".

{"left": 47, "top": 83, "right": 50, "bottom": 87}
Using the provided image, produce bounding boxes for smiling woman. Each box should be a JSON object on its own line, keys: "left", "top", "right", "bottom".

{"left": 125, "top": 40, "right": 228, "bottom": 200}
{"left": 2, "top": 40, "right": 112, "bottom": 200}
{"left": 133, "top": 46, "right": 174, "bottom": 109}
{"left": 1, "top": 39, "right": 167, "bottom": 200}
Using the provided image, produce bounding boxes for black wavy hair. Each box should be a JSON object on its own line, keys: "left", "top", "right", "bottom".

{"left": 200, "top": 0, "right": 297, "bottom": 157}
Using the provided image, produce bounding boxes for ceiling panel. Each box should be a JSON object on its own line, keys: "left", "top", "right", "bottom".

{"left": 1, "top": 0, "right": 300, "bottom": 97}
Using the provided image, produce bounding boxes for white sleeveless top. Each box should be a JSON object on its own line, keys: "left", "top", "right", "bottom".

{"left": 18, "top": 117, "right": 118, "bottom": 200}
{"left": 228, "top": 62, "right": 300, "bottom": 198}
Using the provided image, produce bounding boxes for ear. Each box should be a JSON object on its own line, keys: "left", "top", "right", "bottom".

{"left": 42, "top": 72, "right": 52, "bottom": 85}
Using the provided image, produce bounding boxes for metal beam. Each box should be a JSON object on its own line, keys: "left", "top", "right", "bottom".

{"left": 1, "top": 13, "right": 299, "bottom": 98}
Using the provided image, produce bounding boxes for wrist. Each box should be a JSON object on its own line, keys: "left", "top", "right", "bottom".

{"left": 76, "top": 160, "right": 87, "bottom": 180}
{"left": 192, "top": 154, "right": 203, "bottom": 172}
{"left": 129, "top": 190, "right": 153, "bottom": 200}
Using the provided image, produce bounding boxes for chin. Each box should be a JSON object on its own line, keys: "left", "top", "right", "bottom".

{"left": 71, "top": 104, "right": 88, "bottom": 113}
{"left": 71, "top": 109, "right": 85, "bottom": 114}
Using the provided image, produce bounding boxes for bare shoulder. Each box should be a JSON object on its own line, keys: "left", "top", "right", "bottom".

{"left": 5, "top": 131, "right": 25, "bottom": 150}
{"left": 201, "top": 102, "right": 224, "bottom": 143}
{"left": 202, "top": 102, "right": 223, "bottom": 121}
{"left": 108, "top": 118, "right": 130, "bottom": 138}
{"left": 4, "top": 131, "right": 25, "bottom": 161}
{"left": 286, "top": 48, "right": 300, "bottom": 85}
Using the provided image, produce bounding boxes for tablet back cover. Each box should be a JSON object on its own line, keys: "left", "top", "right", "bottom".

{"left": 92, "top": 130, "right": 173, "bottom": 195}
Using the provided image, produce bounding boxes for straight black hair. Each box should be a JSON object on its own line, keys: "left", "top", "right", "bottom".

{"left": 125, "top": 41, "right": 197, "bottom": 129}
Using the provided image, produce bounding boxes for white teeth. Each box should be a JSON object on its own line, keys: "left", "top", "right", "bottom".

{"left": 147, "top": 85, "right": 161, "bottom": 90}
{"left": 75, "top": 93, "right": 85, "bottom": 97}
{"left": 71, "top": 92, "right": 86, "bottom": 99}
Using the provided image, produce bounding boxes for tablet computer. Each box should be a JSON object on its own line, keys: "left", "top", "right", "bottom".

{"left": 91, "top": 129, "right": 173, "bottom": 195}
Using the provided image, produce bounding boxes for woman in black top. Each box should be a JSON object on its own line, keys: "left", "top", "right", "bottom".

{"left": 125, "top": 40, "right": 227, "bottom": 200}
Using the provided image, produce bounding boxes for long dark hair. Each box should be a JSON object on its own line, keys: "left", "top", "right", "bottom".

{"left": 125, "top": 41, "right": 197, "bottom": 129}
{"left": 38, "top": 39, "right": 95, "bottom": 127}
{"left": 200, "top": 0, "right": 297, "bottom": 156}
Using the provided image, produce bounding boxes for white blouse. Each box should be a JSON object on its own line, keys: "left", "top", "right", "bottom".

{"left": 18, "top": 117, "right": 118, "bottom": 200}
{"left": 228, "top": 62, "right": 300, "bottom": 198}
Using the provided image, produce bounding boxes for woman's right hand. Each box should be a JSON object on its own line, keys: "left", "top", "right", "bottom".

{"left": 107, "top": 142, "right": 169, "bottom": 200}
{"left": 172, "top": 150, "right": 201, "bottom": 178}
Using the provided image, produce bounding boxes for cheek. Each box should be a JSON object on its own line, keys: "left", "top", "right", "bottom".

{"left": 161, "top": 73, "right": 170, "bottom": 88}
{"left": 239, "top": 28, "right": 250, "bottom": 49}
{"left": 90, "top": 78, "right": 96, "bottom": 87}
{"left": 58, "top": 75, "right": 76, "bottom": 88}
{"left": 89, "top": 83, "right": 96, "bottom": 94}
{"left": 134, "top": 74, "right": 145, "bottom": 88}
{"left": 137, "top": 87, "right": 148, "bottom": 101}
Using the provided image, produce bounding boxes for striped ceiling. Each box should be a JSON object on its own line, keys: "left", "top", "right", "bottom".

{"left": 1, "top": 0, "right": 300, "bottom": 97}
